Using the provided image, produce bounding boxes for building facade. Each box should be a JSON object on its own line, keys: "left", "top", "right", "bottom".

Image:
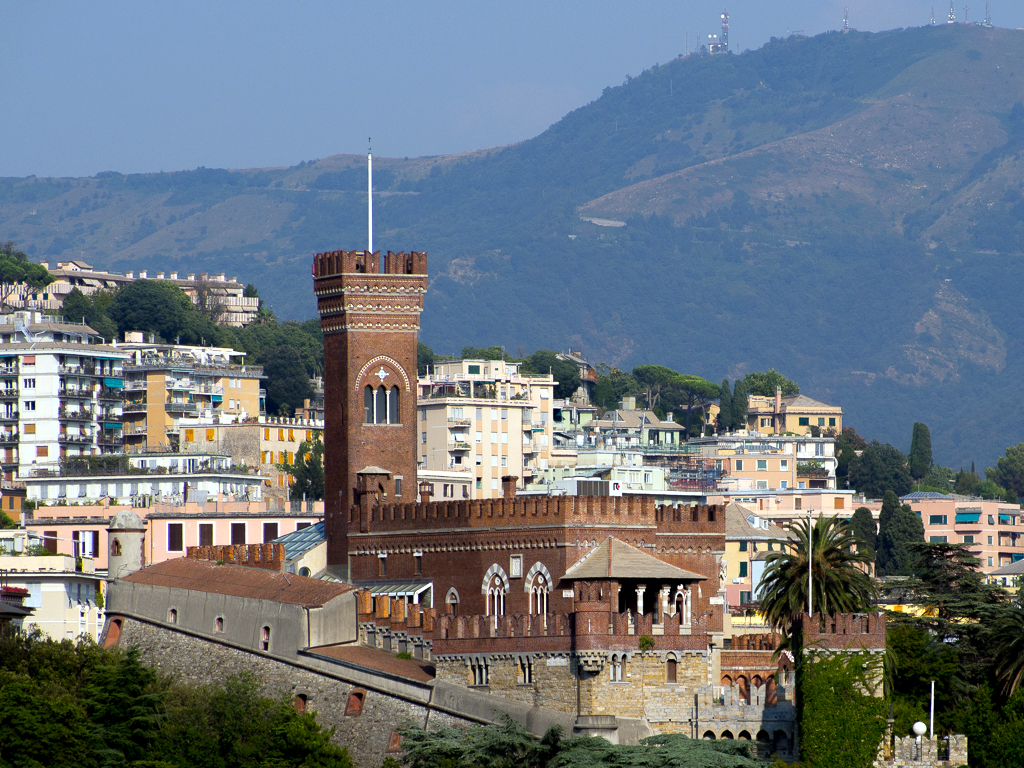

{"left": 0, "top": 310, "right": 127, "bottom": 481}
{"left": 417, "top": 359, "right": 556, "bottom": 497}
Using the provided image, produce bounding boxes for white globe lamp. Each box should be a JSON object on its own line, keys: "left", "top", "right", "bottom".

{"left": 912, "top": 721, "right": 927, "bottom": 737}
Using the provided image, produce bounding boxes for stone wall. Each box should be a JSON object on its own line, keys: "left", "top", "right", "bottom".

{"left": 875, "top": 734, "right": 968, "bottom": 768}
{"left": 117, "top": 617, "right": 465, "bottom": 768}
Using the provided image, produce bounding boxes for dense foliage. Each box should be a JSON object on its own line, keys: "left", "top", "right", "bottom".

{"left": 847, "top": 441, "right": 912, "bottom": 498}
{"left": 0, "top": 630, "right": 352, "bottom": 768}
{"left": 277, "top": 431, "right": 325, "bottom": 501}
{"left": 398, "top": 715, "right": 761, "bottom": 768}
{"left": 875, "top": 492, "right": 925, "bottom": 577}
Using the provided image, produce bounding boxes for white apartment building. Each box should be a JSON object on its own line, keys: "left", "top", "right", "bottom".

{"left": 418, "top": 359, "right": 555, "bottom": 497}
{"left": 0, "top": 554, "right": 105, "bottom": 641}
{"left": 0, "top": 310, "right": 127, "bottom": 481}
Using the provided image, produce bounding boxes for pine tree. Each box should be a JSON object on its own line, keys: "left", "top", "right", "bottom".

{"left": 909, "top": 422, "right": 933, "bottom": 480}
{"left": 731, "top": 381, "right": 748, "bottom": 433}
{"left": 718, "top": 378, "right": 732, "bottom": 432}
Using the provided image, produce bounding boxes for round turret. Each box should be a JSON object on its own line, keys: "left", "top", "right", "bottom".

{"left": 107, "top": 510, "right": 146, "bottom": 580}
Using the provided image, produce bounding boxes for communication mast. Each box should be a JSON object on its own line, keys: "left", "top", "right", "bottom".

{"left": 843, "top": 7, "right": 850, "bottom": 33}
{"left": 720, "top": 9, "right": 729, "bottom": 52}
{"left": 984, "top": 0, "right": 992, "bottom": 26}
{"left": 948, "top": 1, "right": 956, "bottom": 23}
{"left": 931, "top": 6, "right": 936, "bottom": 25}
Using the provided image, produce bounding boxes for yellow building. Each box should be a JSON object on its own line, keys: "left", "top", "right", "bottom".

{"left": 121, "top": 334, "right": 264, "bottom": 451}
{"left": 723, "top": 503, "right": 794, "bottom": 609}
{"left": 175, "top": 417, "right": 322, "bottom": 499}
{"left": 746, "top": 392, "right": 843, "bottom": 436}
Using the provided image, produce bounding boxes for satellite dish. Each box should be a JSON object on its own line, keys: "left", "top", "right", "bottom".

{"left": 912, "top": 722, "right": 927, "bottom": 737}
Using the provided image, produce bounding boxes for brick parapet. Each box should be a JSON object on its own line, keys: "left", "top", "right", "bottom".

{"left": 800, "top": 612, "right": 886, "bottom": 651}
{"left": 185, "top": 543, "right": 285, "bottom": 571}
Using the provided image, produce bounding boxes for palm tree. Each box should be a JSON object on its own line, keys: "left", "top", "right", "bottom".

{"left": 758, "top": 515, "right": 877, "bottom": 633}
{"left": 991, "top": 605, "right": 1024, "bottom": 696}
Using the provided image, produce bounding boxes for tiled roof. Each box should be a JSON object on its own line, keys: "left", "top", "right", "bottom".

{"left": 781, "top": 394, "right": 840, "bottom": 410}
{"left": 273, "top": 522, "right": 325, "bottom": 561}
{"left": 121, "top": 558, "right": 355, "bottom": 607}
{"left": 564, "top": 537, "right": 706, "bottom": 581}
{"left": 591, "top": 409, "right": 686, "bottom": 431}
{"left": 901, "top": 491, "right": 951, "bottom": 501}
{"left": 725, "top": 504, "right": 794, "bottom": 540}
{"left": 305, "top": 644, "right": 435, "bottom": 683}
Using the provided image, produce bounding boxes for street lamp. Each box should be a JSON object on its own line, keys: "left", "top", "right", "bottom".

{"left": 807, "top": 507, "right": 813, "bottom": 618}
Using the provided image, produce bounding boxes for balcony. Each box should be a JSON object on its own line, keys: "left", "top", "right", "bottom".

{"left": 58, "top": 434, "right": 94, "bottom": 444}
{"left": 0, "top": 432, "right": 18, "bottom": 444}
{"left": 123, "top": 426, "right": 148, "bottom": 437}
{"left": 0, "top": 365, "right": 18, "bottom": 376}
{"left": 97, "top": 387, "right": 121, "bottom": 400}
{"left": 97, "top": 433, "right": 123, "bottom": 446}
{"left": 0, "top": 388, "right": 17, "bottom": 399}
{"left": 59, "top": 385, "right": 92, "bottom": 398}
{"left": 59, "top": 407, "right": 95, "bottom": 420}
{"left": 59, "top": 365, "right": 100, "bottom": 376}
{"left": 123, "top": 402, "right": 148, "bottom": 413}
{"left": 165, "top": 402, "right": 198, "bottom": 415}
{"left": 124, "top": 380, "right": 147, "bottom": 390}
{"left": 447, "top": 418, "right": 471, "bottom": 427}
{"left": 448, "top": 441, "right": 471, "bottom": 451}
{"left": 0, "top": 411, "right": 18, "bottom": 422}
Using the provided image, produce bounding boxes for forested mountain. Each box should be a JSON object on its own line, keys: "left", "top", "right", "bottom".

{"left": 2, "top": 24, "right": 1024, "bottom": 468}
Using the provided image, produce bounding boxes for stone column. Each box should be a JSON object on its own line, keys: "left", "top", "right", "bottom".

{"left": 636, "top": 584, "right": 646, "bottom": 616}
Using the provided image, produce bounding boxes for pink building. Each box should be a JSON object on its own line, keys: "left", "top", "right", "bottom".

{"left": 25, "top": 497, "right": 323, "bottom": 572}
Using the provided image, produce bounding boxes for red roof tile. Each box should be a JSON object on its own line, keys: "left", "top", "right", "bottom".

{"left": 305, "top": 643, "right": 435, "bottom": 683}
{"left": 121, "top": 558, "right": 355, "bottom": 607}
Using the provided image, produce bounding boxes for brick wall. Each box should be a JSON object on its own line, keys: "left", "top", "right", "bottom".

{"left": 186, "top": 543, "right": 286, "bottom": 571}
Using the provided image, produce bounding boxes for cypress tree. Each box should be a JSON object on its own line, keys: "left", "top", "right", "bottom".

{"left": 732, "top": 381, "right": 749, "bottom": 433}
{"left": 718, "top": 378, "right": 732, "bottom": 432}
{"left": 909, "top": 422, "right": 933, "bottom": 480}
{"left": 850, "top": 506, "right": 877, "bottom": 559}
{"left": 877, "top": 499, "right": 925, "bottom": 576}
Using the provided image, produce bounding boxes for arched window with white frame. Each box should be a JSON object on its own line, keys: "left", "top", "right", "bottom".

{"left": 523, "top": 561, "right": 553, "bottom": 616}
{"left": 481, "top": 564, "right": 509, "bottom": 617}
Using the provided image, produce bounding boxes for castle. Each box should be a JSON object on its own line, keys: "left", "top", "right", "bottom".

{"left": 102, "top": 246, "right": 893, "bottom": 764}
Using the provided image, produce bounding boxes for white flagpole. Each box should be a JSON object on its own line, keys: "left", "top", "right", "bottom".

{"left": 368, "top": 139, "right": 373, "bottom": 253}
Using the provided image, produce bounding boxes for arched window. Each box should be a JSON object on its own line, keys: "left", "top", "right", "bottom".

{"left": 345, "top": 689, "right": 366, "bottom": 716}
{"left": 486, "top": 575, "right": 505, "bottom": 616}
{"left": 446, "top": 588, "right": 460, "bottom": 617}
{"left": 261, "top": 626, "right": 271, "bottom": 651}
{"left": 529, "top": 573, "right": 548, "bottom": 615}
{"left": 364, "top": 386, "right": 374, "bottom": 423}
{"left": 666, "top": 657, "right": 677, "bottom": 684}
{"left": 110, "top": 538, "right": 122, "bottom": 557}
{"left": 168, "top": 608, "right": 178, "bottom": 624}
{"left": 104, "top": 618, "right": 122, "bottom": 648}
{"left": 375, "top": 386, "right": 387, "bottom": 424}
{"left": 610, "top": 655, "right": 623, "bottom": 682}
{"left": 215, "top": 616, "right": 224, "bottom": 633}
{"left": 388, "top": 386, "right": 400, "bottom": 424}
{"left": 293, "top": 694, "right": 308, "bottom": 713}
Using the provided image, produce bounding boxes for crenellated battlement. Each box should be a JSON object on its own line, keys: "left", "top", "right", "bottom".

{"left": 800, "top": 612, "right": 886, "bottom": 651}
{"left": 312, "top": 249, "right": 427, "bottom": 278}
{"left": 348, "top": 496, "right": 725, "bottom": 533}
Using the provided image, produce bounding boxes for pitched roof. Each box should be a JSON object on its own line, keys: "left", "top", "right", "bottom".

{"left": 120, "top": 558, "right": 355, "bottom": 607}
{"left": 305, "top": 643, "right": 435, "bottom": 683}
{"left": 725, "top": 503, "right": 794, "bottom": 541}
{"left": 563, "top": 537, "right": 706, "bottom": 581}
{"left": 591, "top": 410, "right": 686, "bottom": 431}
{"left": 273, "top": 521, "right": 325, "bottom": 561}
{"left": 781, "top": 394, "right": 840, "bottom": 411}
{"left": 989, "top": 559, "right": 1024, "bottom": 577}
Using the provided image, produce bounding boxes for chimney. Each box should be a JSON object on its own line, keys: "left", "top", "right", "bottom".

{"left": 187, "top": 273, "right": 195, "bottom": 281}
{"left": 216, "top": 272, "right": 226, "bottom": 281}
{"left": 665, "top": 412, "right": 673, "bottom": 423}
{"left": 39, "top": 261, "right": 49, "bottom": 270}
{"left": 156, "top": 272, "right": 165, "bottom": 279}
{"left": 139, "top": 270, "right": 148, "bottom": 279}
{"left": 418, "top": 481, "right": 433, "bottom": 504}
{"left": 126, "top": 271, "right": 134, "bottom": 279}
{"left": 501, "top": 475, "right": 519, "bottom": 501}
{"left": 774, "top": 386, "right": 782, "bottom": 435}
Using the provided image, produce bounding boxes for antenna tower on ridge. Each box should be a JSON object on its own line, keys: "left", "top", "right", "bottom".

{"left": 843, "top": 7, "right": 850, "bottom": 33}
{"left": 720, "top": 9, "right": 729, "bottom": 53}
{"left": 931, "top": 6, "right": 936, "bottom": 25}
{"left": 948, "top": 1, "right": 956, "bottom": 23}
{"left": 984, "top": 0, "right": 991, "bottom": 25}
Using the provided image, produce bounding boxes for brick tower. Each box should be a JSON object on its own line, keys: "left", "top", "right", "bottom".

{"left": 312, "top": 249, "right": 428, "bottom": 574}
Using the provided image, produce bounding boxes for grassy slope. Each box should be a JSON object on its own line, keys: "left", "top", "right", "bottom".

{"left": 1, "top": 25, "right": 1023, "bottom": 468}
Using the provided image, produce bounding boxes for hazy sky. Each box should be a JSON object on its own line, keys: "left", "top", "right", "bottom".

{"left": 3, "top": 1, "right": 1022, "bottom": 178}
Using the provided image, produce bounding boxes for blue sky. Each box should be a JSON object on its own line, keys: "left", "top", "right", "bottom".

{"left": 2, "top": 1, "right": 1022, "bottom": 178}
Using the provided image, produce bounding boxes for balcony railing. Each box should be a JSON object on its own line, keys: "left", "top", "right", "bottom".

{"left": 58, "top": 434, "right": 94, "bottom": 444}
{"left": 58, "top": 365, "right": 101, "bottom": 376}
{"left": 97, "top": 387, "right": 122, "bottom": 400}
{"left": 447, "top": 418, "right": 471, "bottom": 426}
{"left": 0, "top": 432, "right": 19, "bottom": 444}
{"left": 0, "top": 365, "right": 19, "bottom": 376}
{"left": 165, "top": 402, "right": 198, "bottom": 415}
{"left": 59, "top": 386, "right": 92, "bottom": 397}
{"left": 59, "top": 407, "right": 95, "bottom": 420}
{"left": 0, "top": 411, "right": 18, "bottom": 422}
{"left": 123, "top": 402, "right": 148, "bottom": 413}
{"left": 0, "top": 388, "right": 17, "bottom": 399}
{"left": 96, "top": 433, "right": 123, "bottom": 445}
{"left": 448, "top": 441, "right": 471, "bottom": 451}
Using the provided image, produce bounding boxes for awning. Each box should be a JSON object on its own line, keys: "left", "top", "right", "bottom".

{"left": 1000, "top": 514, "right": 1014, "bottom": 524}
{"left": 363, "top": 582, "right": 433, "bottom": 602}
{"left": 104, "top": 423, "right": 120, "bottom": 430}
{"left": 103, "top": 377, "right": 124, "bottom": 388}
{"left": 211, "top": 395, "right": 223, "bottom": 403}
{"left": 955, "top": 512, "right": 980, "bottom": 524}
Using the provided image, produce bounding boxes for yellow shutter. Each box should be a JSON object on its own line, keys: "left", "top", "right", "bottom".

{"left": 306, "top": 430, "right": 311, "bottom": 441}
{"left": 264, "top": 428, "right": 270, "bottom": 440}
{"left": 288, "top": 429, "right": 294, "bottom": 442}
{"left": 185, "top": 429, "right": 194, "bottom": 442}
{"left": 278, "top": 429, "right": 284, "bottom": 441}
{"left": 206, "top": 428, "right": 215, "bottom": 441}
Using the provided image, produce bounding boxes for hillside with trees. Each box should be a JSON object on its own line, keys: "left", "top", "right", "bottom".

{"left": 2, "top": 25, "right": 1024, "bottom": 466}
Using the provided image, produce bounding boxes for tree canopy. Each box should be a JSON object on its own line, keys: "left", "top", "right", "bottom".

{"left": 875, "top": 497, "right": 924, "bottom": 577}
{"left": 0, "top": 241, "right": 54, "bottom": 307}
{"left": 739, "top": 369, "right": 800, "bottom": 398}
{"left": 261, "top": 346, "right": 314, "bottom": 416}
{"left": 986, "top": 442, "right": 1024, "bottom": 500}
{"left": 278, "top": 431, "right": 325, "bottom": 501}
{"left": 522, "top": 350, "right": 581, "bottom": 401}
{"left": 847, "top": 441, "right": 912, "bottom": 498}
{"left": 909, "top": 422, "right": 933, "bottom": 480}
{"left": 849, "top": 506, "right": 877, "bottom": 561}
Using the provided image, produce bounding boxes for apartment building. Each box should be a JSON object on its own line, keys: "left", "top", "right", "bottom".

{"left": 900, "top": 493, "right": 1024, "bottom": 574}
{"left": 417, "top": 359, "right": 555, "bottom": 496}
{"left": 173, "top": 416, "right": 323, "bottom": 497}
{"left": 723, "top": 504, "right": 794, "bottom": 609}
{"left": 120, "top": 334, "right": 264, "bottom": 451}
{"left": 0, "top": 553, "right": 105, "bottom": 640}
{"left": 587, "top": 397, "right": 687, "bottom": 448}
{"left": 11, "top": 261, "right": 259, "bottom": 327}
{"left": 691, "top": 433, "right": 839, "bottom": 493}
{"left": 0, "top": 310, "right": 127, "bottom": 481}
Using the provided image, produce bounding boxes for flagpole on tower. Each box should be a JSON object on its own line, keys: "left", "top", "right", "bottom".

{"left": 368, "top": 138, "right": 373, "bottom": 253}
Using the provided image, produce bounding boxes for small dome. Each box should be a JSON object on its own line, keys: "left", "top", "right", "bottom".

{"left": 108, "top": 510, "right": 146, "bottom": 530}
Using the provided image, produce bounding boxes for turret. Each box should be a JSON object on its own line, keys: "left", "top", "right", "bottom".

{"left": 106, "top": 510, "right": 146, "bottom": 580}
